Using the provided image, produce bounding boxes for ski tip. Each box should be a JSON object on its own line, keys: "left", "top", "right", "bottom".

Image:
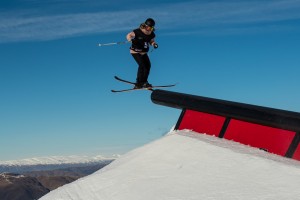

{"left": 114, "top": 75, "right": 122, "bottom": 80}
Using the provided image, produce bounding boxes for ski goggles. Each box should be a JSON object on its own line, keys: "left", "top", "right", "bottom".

{"left": 145, "top": 25, "right": 154, "bottom": 31}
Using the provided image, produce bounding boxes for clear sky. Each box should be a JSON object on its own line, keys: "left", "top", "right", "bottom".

{"left": 1, "top": 0, "right": 300, "bottom": 160}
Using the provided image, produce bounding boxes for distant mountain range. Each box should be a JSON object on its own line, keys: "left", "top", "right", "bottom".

{"left": 0, "top": 155, "right": 116, "bottom": 200}
{"left": 0, "top": 155, "right": 118, "bottom": 173}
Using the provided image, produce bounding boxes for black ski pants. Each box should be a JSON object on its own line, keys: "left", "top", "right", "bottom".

{"left": 131, "top": 53, "right": 151, "bottom": 84}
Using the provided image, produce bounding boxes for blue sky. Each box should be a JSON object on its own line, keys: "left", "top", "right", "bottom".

{"left": 1, "top": 0, "right": 300, "bottom": 160}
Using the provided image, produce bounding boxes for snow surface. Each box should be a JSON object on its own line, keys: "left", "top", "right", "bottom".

{"left": 40, "top": 130, "right": 300, "bottom": 200}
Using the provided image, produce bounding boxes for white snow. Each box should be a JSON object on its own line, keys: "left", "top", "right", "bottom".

{"left": 0, "top": 173, "right": 25, "bottom": 185}
{"left": 0, "top": 155, "right": 117, "bottom": 166}
{"left": 40, "top": 130, "right": 300, "bottom": 200}
{"left": 0, "top": 155, "right": 117, "bottom": 173}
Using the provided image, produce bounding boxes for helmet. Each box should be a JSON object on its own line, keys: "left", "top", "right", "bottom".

{"left": 145, "top": 18, "right": 155, "bottom": 27}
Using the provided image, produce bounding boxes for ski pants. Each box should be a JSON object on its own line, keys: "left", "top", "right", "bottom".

{"left": 131, "top": 53, "right": 151, "bottom": 84}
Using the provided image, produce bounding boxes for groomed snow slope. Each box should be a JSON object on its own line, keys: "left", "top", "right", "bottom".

{"left": 40, "top": 130, "right": 300, "bottom": 200}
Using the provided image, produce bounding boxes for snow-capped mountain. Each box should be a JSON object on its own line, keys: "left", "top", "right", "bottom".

{"left": 40, "top": 130, "right": 300, "bottom": 200}
{"left": 0, "top": 155, "right": 118, "bottom": 173}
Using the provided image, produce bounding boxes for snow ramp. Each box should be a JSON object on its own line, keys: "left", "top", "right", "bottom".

{"left": 40, "top": 130, "right": 300, "bottom": 200}
{"left": 151, "top": 90, "right": 300, "bottom": 161}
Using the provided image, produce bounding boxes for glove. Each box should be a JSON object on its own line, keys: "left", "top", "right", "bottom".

{"left": 153, "top": 43, "right": 158, "bottom": 49}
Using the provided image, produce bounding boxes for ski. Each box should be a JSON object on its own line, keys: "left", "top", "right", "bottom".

{"left": 112, "top": 76, "right": 176, "bottom": 93}
{"left": 114, "top": 76, "right": 135, "bottom": 85}
{"left": 111, "top": 88, "right": 153, "bottom": 93}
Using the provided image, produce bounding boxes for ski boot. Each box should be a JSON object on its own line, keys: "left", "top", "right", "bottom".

{"left": 143, "top": 82, "right": 152, "bottom": 88}
{"left": 134, "top": 82, "right": 143, "bottom": 89}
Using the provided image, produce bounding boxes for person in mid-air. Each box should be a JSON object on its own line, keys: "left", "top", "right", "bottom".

{"left": 126, "top": 18, "right": 158, "bottom": 89}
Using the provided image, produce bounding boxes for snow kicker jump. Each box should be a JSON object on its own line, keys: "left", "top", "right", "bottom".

{"left": 151, "top": 90, "right": 300, "bottom": 161}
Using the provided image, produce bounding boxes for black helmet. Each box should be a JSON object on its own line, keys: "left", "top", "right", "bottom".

{"left": 145, "top": 18, "right": 155, "bottom": 27}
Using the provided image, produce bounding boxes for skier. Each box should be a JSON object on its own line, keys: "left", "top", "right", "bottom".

{"left": 126, "top": 18, "right": 158, "bottom": 89}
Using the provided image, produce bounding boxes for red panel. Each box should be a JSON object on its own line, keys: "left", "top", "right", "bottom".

{"left": 292, "top": 145, "right": 300, "bottom": 161}
{"left": 178, "top": 110, "right": 225, "bottom": 137}
{"left": 225, "top": 119, "right": 296, "bottom": 156}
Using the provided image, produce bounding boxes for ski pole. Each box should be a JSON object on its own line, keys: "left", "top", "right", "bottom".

{"left": 98, "top": 41, "right": 130, "bottom": 47}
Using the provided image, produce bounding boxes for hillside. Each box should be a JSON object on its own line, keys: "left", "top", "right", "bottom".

{"left": 0, "top": 173, "right": 49, "bottom": 200}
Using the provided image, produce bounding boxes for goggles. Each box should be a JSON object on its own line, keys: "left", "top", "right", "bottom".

{"left": 145, "top": 25, "right": 154, "bottom": 31}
